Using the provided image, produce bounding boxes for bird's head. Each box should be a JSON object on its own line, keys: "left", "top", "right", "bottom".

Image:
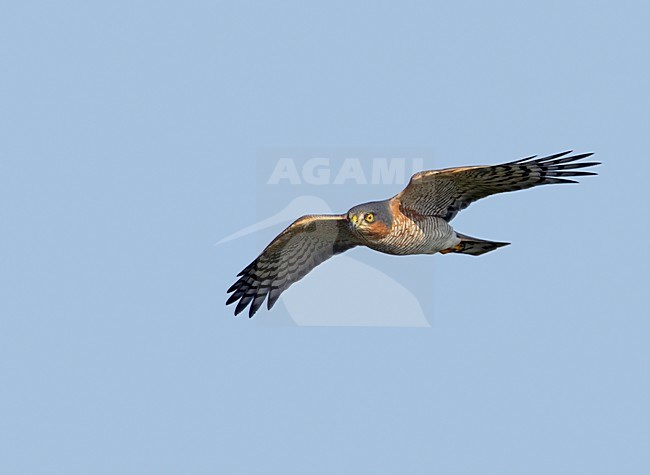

{"left": 347, "top": 201, "right": 393, "bottom": 239}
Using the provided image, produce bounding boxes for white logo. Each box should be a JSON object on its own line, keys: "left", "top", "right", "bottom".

{"left": 267, "top": 157, "right": 425, "bottom": 185}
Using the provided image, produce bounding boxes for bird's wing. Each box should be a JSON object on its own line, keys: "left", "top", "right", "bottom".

{"left": 395, "top": 151, "right": 599, "bottom": 221}
{"left": 227, "top": 214, "right": 360, "bottom": 317}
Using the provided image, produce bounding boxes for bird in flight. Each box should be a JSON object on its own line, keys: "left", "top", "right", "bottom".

{"left": 227, "top": 151, "right": 599, "bottom": 317}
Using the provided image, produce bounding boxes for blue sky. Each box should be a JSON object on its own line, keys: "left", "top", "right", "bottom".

{"left": 1, "top": 1, "right": 649, "bottom": 473}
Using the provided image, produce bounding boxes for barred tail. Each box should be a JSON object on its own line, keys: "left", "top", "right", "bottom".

{"left": 453, "top": 232, "right": 510, "bottom": 256}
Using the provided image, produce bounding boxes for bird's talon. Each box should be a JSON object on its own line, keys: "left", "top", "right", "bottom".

{"left": 440, "top": 243, "right": 464, "bottom": 254}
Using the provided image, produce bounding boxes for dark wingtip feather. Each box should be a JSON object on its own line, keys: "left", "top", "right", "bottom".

{"left": 547, "top": 178, "right": 580, "bottom": 184}
{"left": 236, "top": 261, "right": 255, "bottom": 277}
{"left": 234, "top": 292, "right": 254, "bottom": 316}
{"left": 267, "top": 286, "right": 281, "bottom": 310}
{"left": 568, "top": 152, "right": 595, "bottom": 160}
{"left": 226, "top": 292, "right": 240, "bottom": 306}
{"left": 535, "top": 151, "right": 599, "bottom": 185}
{"left": 557, "top": 171, "right": 599, "bottom": 177}
{"left": 549, "top": 150, "right": 573, "bottom": 157}
{"left": 509, "top": 154, "right": 538, "bottom": 164}
{"left": 547, "top": 161, "right": 600, "bottom": 170}
{"left": 247, "top": 291, "right": 269, "bottom": 318}
{"left": 536, "top": 151, "right": 573, "bottom": 163}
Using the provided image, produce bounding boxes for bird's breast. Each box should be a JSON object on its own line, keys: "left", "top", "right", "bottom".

{"left": 366, "top": 209, "right": 431, "bottom": 255}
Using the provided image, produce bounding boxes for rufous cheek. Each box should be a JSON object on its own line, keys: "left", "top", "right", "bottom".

{"left": 364, "top": 221, "right": 391, "bottom": 239}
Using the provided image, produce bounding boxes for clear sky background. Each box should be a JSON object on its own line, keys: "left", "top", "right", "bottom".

{"left": 1, "top": 1, "right": 649, "bottom": 473}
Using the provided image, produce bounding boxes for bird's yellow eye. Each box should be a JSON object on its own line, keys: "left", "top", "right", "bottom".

{"left": 351, "top": 215, "right": 358, "bottom": 224}
{"left": 365, "top": 213, "right": 375, "bottom": 223}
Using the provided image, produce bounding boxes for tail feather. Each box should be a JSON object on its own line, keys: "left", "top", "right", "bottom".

{"left": 453, "top": 232, "right": 510, "bottom": 256}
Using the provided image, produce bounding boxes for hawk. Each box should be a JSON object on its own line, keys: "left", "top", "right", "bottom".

{"left": 227, "top": 151, "right": 599, "bottom": 317}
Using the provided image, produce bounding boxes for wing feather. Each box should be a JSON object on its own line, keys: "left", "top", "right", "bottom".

{"left": 395, "top": 151, "right": 599, "bottom": 220}
{"left": 226, "top": 214, "right": 359, "bottom": 317}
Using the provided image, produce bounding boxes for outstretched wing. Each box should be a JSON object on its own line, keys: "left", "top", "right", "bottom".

{"left": 227, "top": 214, "right": 360, "bottom": 317}
{"left": 395, "top": 151, "right": 600, "bottom": 221}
